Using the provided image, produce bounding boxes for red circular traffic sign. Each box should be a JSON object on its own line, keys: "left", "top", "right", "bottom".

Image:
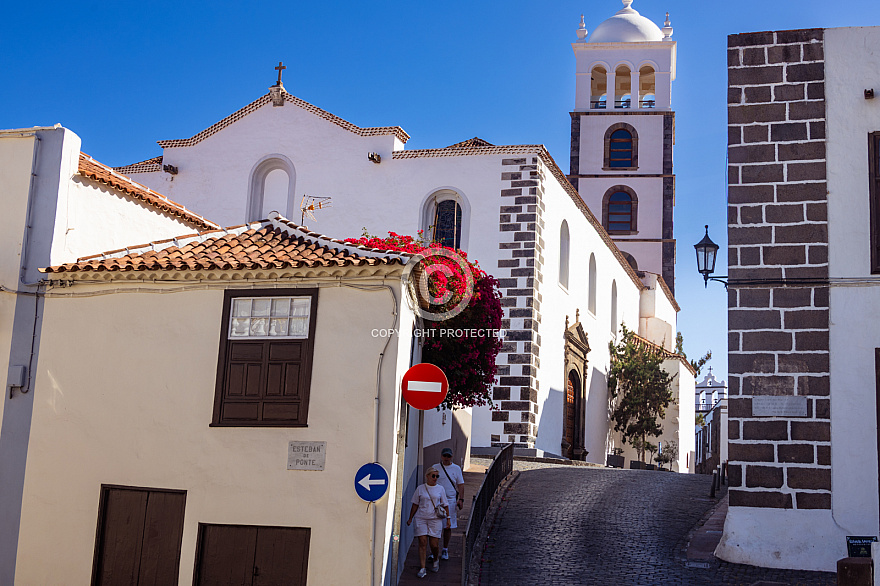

{"left": 401, "top": 363, "right": 448, "bottom": 410}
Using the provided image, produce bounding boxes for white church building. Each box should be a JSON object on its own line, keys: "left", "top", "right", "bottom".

{"left": 112, "top": 0, "right": 692, "bottom": 467}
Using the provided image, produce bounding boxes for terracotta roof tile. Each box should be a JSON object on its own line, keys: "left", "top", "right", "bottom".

{"left": 44, "top": 216, "right": 408, "bottom": 275}
{"left": 77, "top": 153, "right": 218, "bottom": 230}
{"left": 152, "top": 90, "right": 409, "bottom": 151}
{"left": 113, "top": 155, "right": 162, "bottom": 174}
{"left": 446, "top": 137, "right": 494, "bottom": 148}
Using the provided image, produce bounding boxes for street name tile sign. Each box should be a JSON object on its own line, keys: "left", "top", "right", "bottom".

{"left": 752, "top": 396, "right": 808, "bottom": 417}
{"left": 355, "top": 462, "right": 389, "bottom": 502}
{"left": 287, "top": 441, "right": 327, "bottom": 470}
{"left": 401, "top": 363, "right": 448, "bottom": 410}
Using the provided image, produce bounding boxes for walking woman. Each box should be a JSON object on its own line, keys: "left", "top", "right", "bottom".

{"left": 406, "top": 466, "right": 450, "bottom": 577}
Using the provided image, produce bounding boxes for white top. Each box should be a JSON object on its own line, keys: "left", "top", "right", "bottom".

{"left": 411, "top": 484, "right": 449, "bottom": 520}
{"left": 588, "top": 0, "right": 664, "bottom": 43}
{"left": 432, "top": 462, "right": 465, "bottom": 500}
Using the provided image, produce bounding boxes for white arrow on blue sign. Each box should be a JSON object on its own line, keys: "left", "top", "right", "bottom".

{"left": 354, "top": 462, "right": 389, "bottom": 502}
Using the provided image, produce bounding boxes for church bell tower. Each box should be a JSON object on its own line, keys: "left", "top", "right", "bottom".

{"left": 569, "top": 0, "right": 677, "bottom": 292}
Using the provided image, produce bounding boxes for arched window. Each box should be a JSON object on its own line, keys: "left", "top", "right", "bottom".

{"left": 559, "top": 221, "right": 570, "bottom": 289}
{"left": 609, "top": 130, "right": 633, "bottom": 168}
{"left": 590, "top": 66, "right": 607, "bottom": 109}
{"left": 639, "top": 65, "right": 656, "bottom": 108}
{"left": 603, "top": 124, "right": 638, "bottom": 170}
{"left": 610, "top": 280, "right": 618, "bottom": 335}
{"left": 434, "top": 200, "right": 462, "bottom": 249}
{"left": 602, "top": 185, "right": 639, "bottom": 233}
{"left": 622, "top": 252, "right": 639, "bottom": 271}
{"left": 588, "top": 254, "right": 597, "bottom": 315}
{"left": 248, "top": 155, "right": 296, "bottom": 222}
{"left": 422, "top": 189, "right": 470, "bottom": 251}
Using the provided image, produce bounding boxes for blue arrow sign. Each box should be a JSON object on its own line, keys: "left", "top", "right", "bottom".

{"left": 354, "top": 462, "right": 389, "bottom": 502}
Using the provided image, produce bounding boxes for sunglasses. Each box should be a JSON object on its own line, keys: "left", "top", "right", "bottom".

{"left": 429, "top": 474, "right": 439, "bottom": 478}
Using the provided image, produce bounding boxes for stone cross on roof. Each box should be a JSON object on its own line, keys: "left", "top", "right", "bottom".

{"left": 275, "top": 61, "right": 286, "bottom": 86}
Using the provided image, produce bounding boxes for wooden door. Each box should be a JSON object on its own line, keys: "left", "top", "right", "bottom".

{"left": 563, "top": 373, "right": 577, "bottom": 459}
{"left": 195, "top": 524, "right": 310, "bottom": 586}
{"left": 92, "top": 486, "right": 186, "bottom": 586}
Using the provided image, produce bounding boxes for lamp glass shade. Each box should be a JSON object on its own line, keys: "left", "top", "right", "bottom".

{"left": 693, "top": 226, "right": 719, "bottom": 276}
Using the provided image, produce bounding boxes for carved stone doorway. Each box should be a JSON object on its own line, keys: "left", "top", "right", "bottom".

{"left": 563, "top": 312, "right": 590, "bottom": 460}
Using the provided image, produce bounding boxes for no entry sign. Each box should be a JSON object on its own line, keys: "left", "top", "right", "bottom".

{"left": 402, "top": 363, "right": 448, "bottom": 410}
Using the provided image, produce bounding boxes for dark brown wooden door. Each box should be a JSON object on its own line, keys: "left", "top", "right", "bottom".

{"left": 195, "top": 524, "right": 310, "bottom": 586}
{"left": 563, "top": 374, "right": 576, "bottom": 459}
{"left": 92, "top": 486, "right": 186, "bottom": 586}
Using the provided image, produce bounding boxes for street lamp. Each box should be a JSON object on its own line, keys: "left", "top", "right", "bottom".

{"left": 694, "top": 225, "right": 720, "bottom": 287}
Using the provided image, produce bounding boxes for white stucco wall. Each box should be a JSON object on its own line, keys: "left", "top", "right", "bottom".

{"left": 572, "top": 43, "right": 676, "bottom": 111}
{"left": 14, "top": 278, "right": 414, "bottom": 585}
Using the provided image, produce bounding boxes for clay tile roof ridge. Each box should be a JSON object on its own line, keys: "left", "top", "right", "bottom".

{"left": 268, "top": 215, "right": 411, "bottom": 261}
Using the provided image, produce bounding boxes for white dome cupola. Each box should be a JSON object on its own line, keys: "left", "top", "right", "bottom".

{"left": 588, "top": 0, "right": 665, "bottom": 43}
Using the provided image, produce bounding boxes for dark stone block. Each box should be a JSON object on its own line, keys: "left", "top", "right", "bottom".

{"left": 497, "top": 259, "right": 520, "bottom": 268}
{"left": 787, "top": 467, "right": 830, "bottom": 490}
{"left": 741, "top": 164, "right": 784, "bottom": 183}
{"left": 502, "top": 158, "right": 527, "bottom": 165}
{"left": 514, "top": 196, "right": 537, "bottom": 205}
{"left": 746, "top": 465, "right": 784, "bottom": 488}
{"left": 499, "top": 243, "right": 521, "bottom": 250}
{"left": 741, "top": 375, "right": 795, "bottom": 396}
{"left": 510, "top": 268, "right": 535, "bottom": 278}
{"left": 728, "top": 266, "right": 784, "bottom": 281}
{"left": 729, "top": 331, "right": 741, "bottom": 351}
{"left": 739, "top": 289, "right": 770, "bottom": 307}
{"left": 728, "top": 126, "right": 742, "bottom": 145}
{"left": 816, "top": 398, "right": 830, "bottom": 419}
{"left": 817, "top": 445, "right": 831, "bottom": 465}
{"left": 787, "top": 62, "right": 825, "bottom": 83}
{"left": 728, "top": 48, "right": 741, "bottom": 67}
{"left": 499, "top": 376, "right": 531, "bottom": 387}
{"left": 772, "top": 287, "right": 813, "bottom": 307}
{"left": 501, "top": 188, "right": 523, "bottom": 197}
{"left": 778, "top": 141, "right": 825, "bottom": 161}
{"left": 503, "top": 422, "right": 530, "bottom": 435}
{"left": 773, "top": 83, "right": 806, "bottom": 102}
{"left": 739, "top": 246, "right": 761, "bottom": 265}
{"left": 742, "top": 47, "right": 766, "bottom": 66}
{"left": 729, "top": 420, "right": 741, "bottom": 441}
{"left": 729, "top": 32, "right": 775, "bottom": 47}
{"left": 776, "top": 29, "right": 823, "bottom": 43}
{"left": 807, "top": 83, "right": 825, "bottom": 101}
{"left": 729, "top": 489, "right": 792, "bottom": 509}
{"left": 739, "top": 205, "right": 764, "bottom": 223}
{"left": 743, "top": 420, "right": 789, "bottom": 441}
{"left": 492, "top": 387, "right": 510, "bottom": 400}
{"left": 513, "top": 231, "right": 536, "bottom": 242}
{"left": 784, "top": 309, "right": 829, "bottom": 330}
{"left": 729, "top": 103, "right": 787, "bottom": 124}
{"left": 745, "top": 86, "right": 772, "bottom": 103}
{"left": 791, "top": 421, "right": 830, "bottom": 441}
{"left": 742, "top": 330, "right": 793, "bottom": 351}
{"left": 778, "top": 444, "right": 815, "bottom": 464}
{"left": 521, "top": 411, "right": 535, "bottom": 423}
{"left": 763, "top": 245, "right": 807, "bottom": 265}
{"left": 729, "top": 353, "right": 776, "bottom": 373}
{"left": 729, "top": 144, "right": 775, "bottom": 163}
{"left": 509, "top": 308, "right": 532, "bottom": 318}
{"left": 492, "top": 411, "right": 510, "bottom": 421}
{"left": 765, "top": 204, "right": 804, "bottom": 223}
{"left": 797, "top": 492, "right": 831, "bottom": 509}
{"left": 775, "top": 223, "right": 828, "bottom": 244}
{"left": 729, "top": 397, "right": 753, "bottom": 418}
{"left": 510, "top": 180, "right": 538, "bottom": 187}
{"left": 795, "top": 330, "right": 829, "bottom": 351}
{"left": 501, "top": 172, "right": 522, "bottom": 181}
{"left": 770, "top": 122, "right": 809, "bottom": 142}
{"left": 802, "top": 42, "right": 824, "bottom": 61}
{"left": 743, "top": 124, "right": 769, "bottom": 143}
{"left": 729, "top": 87, "right": 743, "bottom": 105}
{"left": 798, "top": 375, "right": 830, "bottom": 396}
{"left": 497, "top": 278, "right": 519, "bottom": 288}
{"left": 729, "top": 309, "right": 781, "bottom": 330}
{"left": 776, "top": 182, "right": 827, "bottom": 201}
{"left": 785, "top": 266, "right": 829, "bottom": 279}
{"left": 767, "top": 44, "right": 802, "bottom": 64}
{"left": 729, "top": 247, "right": 741, "bottom": 266}
{"left": 813, "top": 287, "right": 829, "bottom": 307}
{"left": 729, "top": 165, "right": 740, "bottom": 185}
{"left": 500, "top": 401, "right": 530, "bottom": 412}
{"left": 512, "top": 249, "right": 535, "bottom": 258}
{"left": 728, "top": 184, "right": 774, "bottom": 204}
{"left": 731, "top": 66, "right": 784, "bottom": 86}
{"left": 729, "top": 377, "right": 741, "bottom": 395}
{"left": 808, "top": 245, "right": 828, "bottom": 264}
{"left": 727, "top": 442, "right": 773, "bottom": 462}
{"left": 787, "top": 162, "right": 826, "bottom": 181}
{"left": 790, "top": 100, "right": 826, "bottom": 121}
{"left": 729, "top": 225, "right": 772, "bottom": 245}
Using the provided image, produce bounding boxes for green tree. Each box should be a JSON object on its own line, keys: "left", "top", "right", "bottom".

{"left": 608, "top": 326, "right": 675, "bottom": 463}
{"left": 655, "top": 440, "right": 679, "bottom": 470}
{"left": 674, "top": 331, "right": 712, "bottom": 376}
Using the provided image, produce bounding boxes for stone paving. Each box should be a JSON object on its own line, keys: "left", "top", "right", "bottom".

{"left": 473, "top": 460, "right": 836, "bottom": 586}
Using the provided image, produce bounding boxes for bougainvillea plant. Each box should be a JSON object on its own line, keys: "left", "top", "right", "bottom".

{"left": 345, "top": 230, "right": 503, "bottom": 410}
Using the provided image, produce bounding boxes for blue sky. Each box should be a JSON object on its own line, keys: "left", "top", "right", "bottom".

{"left": 4, "top": 0, "right": 880, "bottom": 381}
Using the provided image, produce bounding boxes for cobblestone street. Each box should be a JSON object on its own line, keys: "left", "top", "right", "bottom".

{"left": 474, "top": 462, "right": 836, "bottom": 585}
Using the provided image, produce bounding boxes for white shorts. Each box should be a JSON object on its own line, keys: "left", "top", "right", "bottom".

{"left": 447, "top": 509, "right": 458, "bottom": 529}
{"left": 413, "top": 516, "right": 444, "bottom": 538}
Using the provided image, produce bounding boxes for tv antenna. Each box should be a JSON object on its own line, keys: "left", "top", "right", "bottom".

{"left": 300, "top": 195, "right": 332, "bottom": 225}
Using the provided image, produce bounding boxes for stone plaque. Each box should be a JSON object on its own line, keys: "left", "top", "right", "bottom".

{"left": 287, "top": 441, "right": 327, "bottom": 471}
{"left": 752, "top": 396, "right": 808, "bottom": 418}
